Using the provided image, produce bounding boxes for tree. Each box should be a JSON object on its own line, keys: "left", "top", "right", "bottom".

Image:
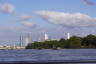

{"left": 68, "top": 36, "right": 82, "bottom": 48}
{"left": 26, "top": 34, "right": 96, "bottom": 49}
{"left": 82, "top": 34, "right": 96, "bottom": 48}
{"left": 59, "top": 38, "right": 66, "bottom": 48}
{"left": 26, "top": 43, "right": 34, "bottom": 49}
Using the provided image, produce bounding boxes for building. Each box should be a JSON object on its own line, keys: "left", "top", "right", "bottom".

{"left": 20, "top": 35, "right": 23, "bottom": 48}
{"left": 67, "top": 33, "right": 70, "bottom": 39}
{"left": 24, "top": 33, "right": 32, "bottom": 46}
{"left": 44, "top": 33, "right": 48, "bottom": 40}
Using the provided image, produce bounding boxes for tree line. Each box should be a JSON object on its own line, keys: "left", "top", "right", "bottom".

{"left": 26, "top": 34, "right": 96, "bottom": 49}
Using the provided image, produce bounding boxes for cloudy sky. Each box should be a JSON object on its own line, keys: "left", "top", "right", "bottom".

{"left": 0, "top": 0, "right": 96, "bottom": 45}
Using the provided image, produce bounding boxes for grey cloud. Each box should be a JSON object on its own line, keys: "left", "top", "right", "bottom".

{"left": 35, "top": 10, "right": 96, "bottom": 27}
{"left": 21, "top": 21, "right": 37, "bottom": 27}
{"left": 15, "top": 14, "right": 37, "bottom": 27}
{"left": 0, "top": 3, "right": 15, "bottom": 14}
{"left": 82, "top": 0, "right": 96, "bottom": 5}
{"left": 17, "top": 15, "right": 32, "bottom": 21}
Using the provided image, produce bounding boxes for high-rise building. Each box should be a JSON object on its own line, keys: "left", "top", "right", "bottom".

{"left": 20, "top": 35, "right": 23, "bottom": 48}
{"left": 24, "top": 33, "right": 32, "bottom": 46}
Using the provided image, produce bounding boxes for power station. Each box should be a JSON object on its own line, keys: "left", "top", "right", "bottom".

{"left": 19, "top": 32, "right": 71, "bottom": 48}
{"left": 0, "top": 32, "right": 72, "bottom": 49}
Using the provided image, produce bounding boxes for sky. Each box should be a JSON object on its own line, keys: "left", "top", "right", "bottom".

{"left": 0, "top": 0, "right": 96, "bottom": 45}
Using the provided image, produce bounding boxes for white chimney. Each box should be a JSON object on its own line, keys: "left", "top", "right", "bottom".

{"left": 44, "top": 33, "right": 48, "bottom": 40}
{"left": 67, "top": 33, "right": 70, "bottom": 39}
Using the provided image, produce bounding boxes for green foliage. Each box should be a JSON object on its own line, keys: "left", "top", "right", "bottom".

{"left": 25, "top": 34, "right": 96, "bottom": 49}
{"left": 68, "top": 36, "right": 81, "bottom": 48}
{"left": 82, "top": 34, "right": 96, "bottom": 48}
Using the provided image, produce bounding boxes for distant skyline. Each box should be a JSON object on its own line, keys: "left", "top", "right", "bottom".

{"left": 0, "top": 0, "right": 96, "bottom": 45}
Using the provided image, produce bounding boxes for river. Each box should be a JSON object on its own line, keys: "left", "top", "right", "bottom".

{"left": 0, "top": 49, "right": 96, "bottom": 64}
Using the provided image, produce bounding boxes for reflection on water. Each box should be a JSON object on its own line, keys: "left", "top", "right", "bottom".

{"left": 0, "top": 49, "right": 96, "bottom": 64}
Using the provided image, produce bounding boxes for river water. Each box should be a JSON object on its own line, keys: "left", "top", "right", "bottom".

{"left": 0, "top": 49, "right": 96, "bottom": 64}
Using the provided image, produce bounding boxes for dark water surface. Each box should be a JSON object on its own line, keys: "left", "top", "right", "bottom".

{"left": 0, "top": 49, "right": 96, "bottom": 64}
